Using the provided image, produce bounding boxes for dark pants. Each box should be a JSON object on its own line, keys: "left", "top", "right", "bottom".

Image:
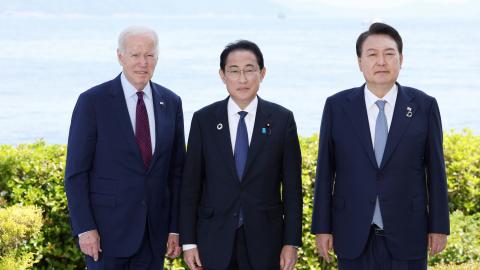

{"left": 225, "top": 226, "right": 254, "bottom": 270}
{"left": 86, "top": 227, "right": 164, "bottom": 270}
{"left": 338, "top": 226, "right": 427, "bottom": 270}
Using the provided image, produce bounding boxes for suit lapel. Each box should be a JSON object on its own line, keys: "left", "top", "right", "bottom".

{"left": 213, "top": 98, "right": 239, "bottom": 183}
{"left": 380, "top": 83, "right": 415, "bottom": 168}
{"left": 242, "top": 97, "right": 271, "bottom": 184}
{"left": 148, "top": 83, "right": 166, "bottom": 173}
{"left": 109, "top": 75, "right": 144, "bottom": 168}
{"left": 344, "top": 85, "right": 378, "bottom": 169}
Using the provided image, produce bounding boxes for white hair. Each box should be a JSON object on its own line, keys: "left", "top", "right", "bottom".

{"left": 117, "top": 26, "right": 159, "bottom": 54}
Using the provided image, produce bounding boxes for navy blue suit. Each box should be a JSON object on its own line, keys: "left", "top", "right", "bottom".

{"left": 311, "top": 83, "right": 449, "bottom": 260}
{"left": 65, "top": 74, "right": 185, "bottom": 258}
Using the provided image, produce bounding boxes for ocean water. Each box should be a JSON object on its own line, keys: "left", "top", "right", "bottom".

{"left": 0, "top": 13, "right": 479, "bottom": 144}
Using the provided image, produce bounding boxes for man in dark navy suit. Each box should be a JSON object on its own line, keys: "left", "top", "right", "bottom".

{"left": 180, "top": 40, "right": 303, "bottom": 270}
{"left": 311, "top": 23, "right": 450, "bottom": 270}
{"left": 65, "top": 26, "right": 185, "bottom": 270}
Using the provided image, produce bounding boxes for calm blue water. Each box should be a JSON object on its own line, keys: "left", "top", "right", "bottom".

{"left": 1, "top": 13, "right": 479, "bottom": 144}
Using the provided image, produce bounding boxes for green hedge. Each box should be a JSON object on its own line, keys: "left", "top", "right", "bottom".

{"left": 0, "top": 129, "right": 479, "bottom": 269}
{"left": 0, "top": 142, "right": 82, "bottom": 270}
{"left": 0, "top": 205, "right": 43, "bottom": 270}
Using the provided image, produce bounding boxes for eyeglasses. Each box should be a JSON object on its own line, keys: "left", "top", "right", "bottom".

{"left": 225, "top": 68, "right": 259, "bottom": 80}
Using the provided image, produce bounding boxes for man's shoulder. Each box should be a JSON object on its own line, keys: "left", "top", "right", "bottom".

{"left": 151, "top": 81, "right": 181, "bottom": 102}
{"left": 80, "top": 77, "right": 118, "bottom": 99}
{"left": 400, "top": 85, "right": 436, "bottom": 102}
{"left": 258, "top": 97, "right": 293, "bottom": 117}
{"left": 326, "top": 87, "right": 362, "bottom": 104}
{"left": 194, "top": 99, "right": 226, "bottom": 118}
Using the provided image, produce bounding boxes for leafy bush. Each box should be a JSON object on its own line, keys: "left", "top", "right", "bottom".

{"left": 0, "top": 141, "right": 83, "bottom": 270}
{"left": 444, "top": 129, "right": 480, "bottom": 215}
{"left": 430, "top": 262, "right": 480, "bottom": 270}
{"left": 0, "top": 129, "right": 479, "bottom": 269}
{"left": 0, "top": 205, "right": 43, "bottom": 270}
{"left": 429, "top": 210, "right": 480, "bottom": 266}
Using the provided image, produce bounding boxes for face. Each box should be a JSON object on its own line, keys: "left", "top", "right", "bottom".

{"left": 358, "top": 34, "right": 403, "bottom": 91}
{"left": 219, "top": 50, "right": 266, "bottom": 109}
{"left": 117, "top": 34, "right": 158, "bottom": 90}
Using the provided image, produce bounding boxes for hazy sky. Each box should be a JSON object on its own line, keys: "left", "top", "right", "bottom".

{"left": 1, "top": 0, "right": 478, "bottom": 19}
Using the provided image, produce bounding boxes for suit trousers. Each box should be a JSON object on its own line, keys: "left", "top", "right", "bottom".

{"left": 85, "top": 226, "right": 165, "bottom": 270}
{"left": 338, "top": 226, "right": 427, "bottom": 270}
{"left": 224, "top": 226, "right": 254, "bottom": 270}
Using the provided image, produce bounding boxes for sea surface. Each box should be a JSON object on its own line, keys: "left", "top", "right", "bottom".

{"left": 1, "top": 12, "right": 479, "bottom": 144}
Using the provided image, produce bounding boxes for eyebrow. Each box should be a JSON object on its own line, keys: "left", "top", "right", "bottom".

{"left": 227, "top": 64, "right": 256, "bottom": 68}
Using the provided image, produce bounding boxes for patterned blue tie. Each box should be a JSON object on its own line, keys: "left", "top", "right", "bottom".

{"left": 373, "top": 100, "right": 387, "bottom": 228}
{"left": 234, "top": 111, "right": 249, "bottom": 181}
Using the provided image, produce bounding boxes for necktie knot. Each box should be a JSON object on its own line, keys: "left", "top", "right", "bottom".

{"left": 136, "top": 91, "right": 144, "bottom": 100}
{"left": 375, "top": 100, "right": 387, "bottom": 111}
{"left": 238, "top": 111, "right": 248, "bottom": 119}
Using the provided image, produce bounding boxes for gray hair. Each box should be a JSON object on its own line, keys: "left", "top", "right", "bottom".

{"left": 117, "top": 26, "right": 159, "bottom": 54}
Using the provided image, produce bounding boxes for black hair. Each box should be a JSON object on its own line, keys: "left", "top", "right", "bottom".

{"left": 220, "top": 40, "right": 264, "bottom": 71}
{"left": 356, "top": 22, "right": 403, "bottom": 57}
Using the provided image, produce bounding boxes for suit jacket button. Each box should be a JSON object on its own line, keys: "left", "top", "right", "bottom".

{"left": 233, "top": 212, "right": 238, "bottom": 217}
{"left": 370, "top": 200, "right": 375, "bottom": 204}
{"left": 377, "top": 172, "right": 383, "bottom": 181}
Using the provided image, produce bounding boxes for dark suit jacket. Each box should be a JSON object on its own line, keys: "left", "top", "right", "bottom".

{"left": 180, "top": 97, "right": 303, "bottom": 269}
{"left": 311, "top": 83, "right": 450, "bottom": 260}
{"left": 64, "top": 74, "right": 185, "bottom": 257}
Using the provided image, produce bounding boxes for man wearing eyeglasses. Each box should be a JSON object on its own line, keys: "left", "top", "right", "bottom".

{"left": 180, "top": 40, "right": 303, "bottom": 270}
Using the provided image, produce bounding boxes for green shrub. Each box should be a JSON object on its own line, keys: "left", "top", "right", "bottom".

{"left": 430, "top": 262, "right": 480, "bottom": 270}
{"left": 0, "top": 205, "right": 43, "bottom": 270}
{"left": 429, "top": 210, "right": 480, "bottom": 266}
{"left": 0, "top": 141, "right": 83, "bottom": 270}
{"left": 444, "top": 129, "right": 480, "bottom": 215}
{"left": 0, "top": 130, "right": 479, "bottom": 269}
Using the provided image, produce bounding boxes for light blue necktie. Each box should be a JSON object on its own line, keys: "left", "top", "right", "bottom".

{"left": 373, "top": 100, "right": 387, "bottom": 228}
{"left": 234, "top": 111, "right": 248, "bottom": 227}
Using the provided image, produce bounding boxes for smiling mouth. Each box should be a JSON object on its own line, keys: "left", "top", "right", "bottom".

{"left": 135, "top": 71, "right": 148, "bottom": 75}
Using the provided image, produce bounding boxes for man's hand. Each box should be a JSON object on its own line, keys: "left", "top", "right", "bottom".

{"left": 79, "top": 230, "right": 101, "bottom": 261}
{"left": 280, "top": 245, "right": 298, "bottom": 270}
{"left": 166, "top": 234, "right": 182, "bottom": 259}
{"left": 315, "top": 234, "right": 333, "bottom": 263}
{"left": 429, "top": 233, "right": 447, "bottom": 256}
{"left": 184, "top": 248, "right": 203, "bottom": 270}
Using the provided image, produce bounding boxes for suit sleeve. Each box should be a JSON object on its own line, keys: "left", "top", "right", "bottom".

{"left": 179, "top": 112, "right": 204, "bottom": 245}
{"left": 311, "top": 98, "right": 335, "bottom": 234}
{"left": 168, "top": 97, "right": 186, "bottom": 233}
{"left": 281, "top": 111, "right": 303, "bottom": 247}
{"left": 64, "top": 93, "right": 97, "bottom": 236}
{"left": 425, "top": 98, "right": 450, "bottom": 234}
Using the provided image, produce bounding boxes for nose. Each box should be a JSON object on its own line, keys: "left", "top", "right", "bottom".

{"left": 139, "top": 56, "right": 148, "bottom": 66}
{"left": 239, "top": 70, "right": 248, "bottom": 83}
{"left": 377, "top": 55, "right": 386, "bottom": 65}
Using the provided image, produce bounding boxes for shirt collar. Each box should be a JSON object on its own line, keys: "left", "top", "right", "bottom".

{"left": 228, "top": 96, "right": 258, "bottom": 118}
{"left": 121, "top": 72, "right": 153, "bottom": 100}
{"left": 364, "top": 84, "right": 398, "bottom": 108}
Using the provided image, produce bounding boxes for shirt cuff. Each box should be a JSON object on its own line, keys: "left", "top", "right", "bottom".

{"left": 183, "top": 244, "right": 197, "bottom": 250}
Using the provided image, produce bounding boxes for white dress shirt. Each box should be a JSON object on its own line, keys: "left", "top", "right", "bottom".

{"left": 182, "top": 96, "right": 258, "bottom": 251}
{"left": 364, "top": 84, "right": 398, "bottom": 145}
{"left": 121, "top": 73, "right": 156, "bottom": 154}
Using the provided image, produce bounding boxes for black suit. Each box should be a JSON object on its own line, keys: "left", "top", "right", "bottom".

{"left": 180, "top": 96, "right": 302, "bottom": 269}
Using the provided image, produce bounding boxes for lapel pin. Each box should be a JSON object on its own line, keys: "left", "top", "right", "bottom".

{"left": 159, "top": 101, "right": 165, "bottom": 106}
{"left": 264, "top": 123, "right": 272, "bottom": 135}
{"left": 217, "top": 123, "right": 223, "bottom": 130}
{"left": 406, "top": 106, "right": 413, "bottom": 118}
